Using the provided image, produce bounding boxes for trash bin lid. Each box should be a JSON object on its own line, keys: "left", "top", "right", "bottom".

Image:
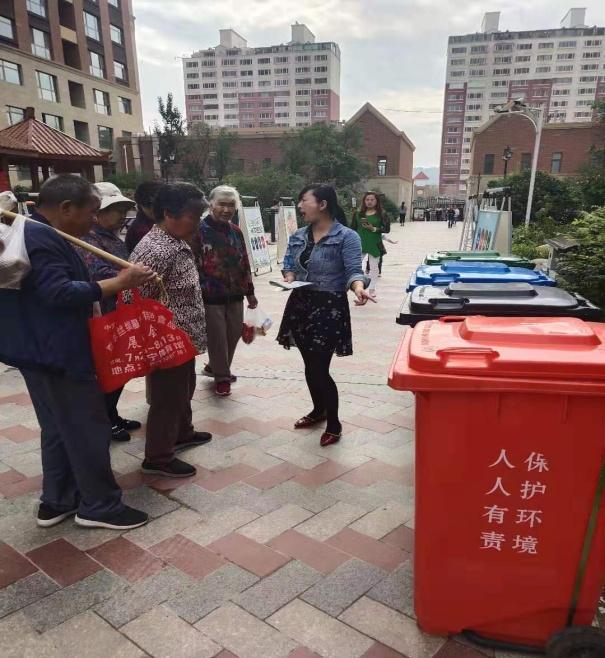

{"left": 409, "top": 264, "right": 555, "bottom": 288}
{"left": 391, "top": 317, "right": 605, "bottom": 392}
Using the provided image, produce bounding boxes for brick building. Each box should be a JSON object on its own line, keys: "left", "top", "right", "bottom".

{"left": 117, "top": 103, "right": 415, "bottom": 206}
{"left": 0, "top": 0, "right": 144, "bottom": 184}
{"left": 468, "top": 111, "right": 604, "bottom": 193}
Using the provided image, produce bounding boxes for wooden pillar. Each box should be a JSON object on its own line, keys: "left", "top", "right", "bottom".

{"left": 29, "top": 162, "right": 40, "bottom": 191}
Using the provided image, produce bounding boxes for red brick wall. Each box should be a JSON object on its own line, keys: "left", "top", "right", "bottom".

{"left": 230, "top": 135, "right": 287, "bottom": 173}
{"left": 351, "top": 112, "right": 409, "bottom": 179}
{"left": 471, "top": 114, "right": 603, "bottom": 177}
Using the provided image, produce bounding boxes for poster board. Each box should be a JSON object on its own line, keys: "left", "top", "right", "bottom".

{"left": 240, "top": 203, "right": 272, "bottom": 274}
{"left": 276, "top": 204, "right": 298, "bottom": 264}
{"left": 472, "top": 210, "right": 500, "bottom": 251}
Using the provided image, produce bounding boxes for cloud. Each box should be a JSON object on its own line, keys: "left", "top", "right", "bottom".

{"left": 132, "top": 0, "right": 605, "bottom": 165}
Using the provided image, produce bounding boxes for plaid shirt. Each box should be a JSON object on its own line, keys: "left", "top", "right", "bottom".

{"left": 129, "top": 225, "right": 207, "bottom": 353}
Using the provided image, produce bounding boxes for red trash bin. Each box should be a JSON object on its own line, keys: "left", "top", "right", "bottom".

{"left": 388, "top": 316, "right": 605, "bottom": 651}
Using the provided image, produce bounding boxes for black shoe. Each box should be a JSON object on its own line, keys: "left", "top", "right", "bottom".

{"left": 37, "top": 503, "right": 77, "bottom": 528}
{"left": 111, "top": 426, "right": 131, "bottom": 442}
{"left": 174, "top": 431, "right": 213, "bottom": 452}
{"left": 75, "top": 505, "right": 148, "bottom": 530}
{"left": 119, "top": 417, "right": 142, "bottom": 431}
{"left": 141, "top": 458, "right": 197, "bottom": 478}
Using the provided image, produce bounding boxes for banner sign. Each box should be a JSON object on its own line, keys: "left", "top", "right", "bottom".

{"left": 472, "top": 210, "right": 500, "bottom": 251}
{"left": 276, "top": 205, "right": 298, "bottom": 263}
{"left": 240, "top": 203, "right": 272, "bottom": 273}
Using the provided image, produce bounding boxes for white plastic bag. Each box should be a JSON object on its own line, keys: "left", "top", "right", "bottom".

{"left": 242, "top": 306, "right": 273, "bottom": 344}
{"left": 0, "top": 214, "right": 31, "bottom": 289}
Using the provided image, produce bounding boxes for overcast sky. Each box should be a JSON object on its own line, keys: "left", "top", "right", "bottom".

{"left": 132, "top": 1, "right": 605, "bottom": 167}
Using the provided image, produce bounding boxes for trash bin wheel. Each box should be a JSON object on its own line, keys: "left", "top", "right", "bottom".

{"left": 546, "top": 626, "right": 605, "bottom": 658}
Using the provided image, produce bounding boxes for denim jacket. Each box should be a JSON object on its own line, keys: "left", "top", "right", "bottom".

{"left": 283, "top": 221, "right": 370, "bottom": 293}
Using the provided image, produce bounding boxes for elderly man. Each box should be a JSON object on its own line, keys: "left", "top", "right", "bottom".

{"left": 198, "top": 185, "right": 257, "bottom": 397}
{"left": 0, "top": 174, "right": 154, "bottom": 530}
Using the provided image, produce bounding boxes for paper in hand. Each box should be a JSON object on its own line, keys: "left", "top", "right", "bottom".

{"left": 269, "top": 280, "right": 315, "bottom": 291}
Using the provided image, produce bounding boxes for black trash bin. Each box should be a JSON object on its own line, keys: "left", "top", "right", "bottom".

{"left": 397, "top": 282, "right": 602, "bottom": 326}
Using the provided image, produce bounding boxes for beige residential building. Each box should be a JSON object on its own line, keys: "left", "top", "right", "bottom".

{"left": 0, "top": 0, "right": 144, "bottom": 182}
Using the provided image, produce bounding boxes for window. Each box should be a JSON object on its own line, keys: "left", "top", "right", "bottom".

{"left": 274, "top": 56, "right": 288, "bottom": 63}
{"left": 578, "top": 87, "right": 596, "bottom": 95}
{"left": 494, "top": 56, "right": 512, "bottom": 64}
{"left": 295, "top": 55, "right": 310, "bottom": 62}
{"left": 518, "top": 43, "right": 532, "bottom": 50}
{"left": 202, "top": 82, "right": 216, "bottom": 89}
{"left": 201, "top": 60, "right": 215, "bottom": 67}
{"left": 514, "top": 68, "right": 530, "bottom": 75}
{"left": 493, "top": 68, "right": 510, "bottom": 76}
{"left": 447, "top": 126, "right": 460, "bottom": 133}
{"left": 377, "top": 157, "right": 387, "bottom": 176}
{"left": 538, "top": 42, "right": 554, "bottom": 49}
{"left": 114, "top": 61, "right": 126, "bottom": 80}
{"left": 552, "top": 89, "right": 570, "bottom": 96}
{"left": 110, "top": 25, "right": 123, "bottom": 45}
{"left": 259, "top": 113, "right": 272, "bottom": 119}
{"left": 314, "top": 66, "right": 328, "bottom": 73}
{"left": 240, "top": 70, "right": 253, "bottom": 77}
{"left": 185, "top": 61, "right": 198, "bottom": 68}
{"left": 575, "top": 111, "right": 592, "bottom": 118}
{"left": 557, "top": 53, "right": 575, "bottom": 60}
{"left": 296, "top": 78, "right": 312, "bottom": 85}
{"left": 450, "top": 71, "right": 465, "bottom": 78}
{"left": 295, "top": 111, "right": 309, "bottom": 117}
{"left": 583, "top": 51, "right": 601, "bottom": 59}
{"left": 551, "top": 152, "right": 562, "bottom": 174}
{"left": 559, "top": 40, "right": 577, "bottom": 48}
{"left": 241, "top": 81, "right": 252, "bottom": 88}
{"left": 259, "top": 80, "right": 271, "bottom": 87}
{"left": 495, "top": 43, "right": 513, "bottom": 51}
{"left": 576, "top": 99, "right": 593, "bottom": 106}
{"left": 221, "top": 59, "right": 236, "bottom": 66}
{"left": 515, "top": 56, "right": 531, "bottom": 62}
{"left": 447, "top": 104, "right": 463, "bottom": 112}
{"left": 556, "top": 65, "right": 574, "bottom": 72}
{"left": 466, "top": 104, "right": 482, "bottom": 110}
{"left": 580, "top": 76, "right": 597, "bottom": 82}
{"left": 451, "top": 47, "right": 467, "bottom": 54}
{"left": 491, "top": 91, "right": 508, "bottom": 98}
{"left": 445, "top": 147, "right": 458, "bottom": 154}
{"left": 468, "top": 92, "right": 483, "bottom": 99}
{"left": 239, "top": 58, "right": 252, "bottom": 65}
{"left": 6, "top": 106, "right": 24, "bottom": 125}
{"left": 97, "top": 125, "right": 113, "bottom": 150}
{"left": 42, "top": 113, "right": 63, "bottom": 131}
{"left": 27, "top": 0, "right": 46, "bottom": 17}
{"left": 518, "top": 153, "right": 532, "bottom": 171}
{"left": 469, "top": 57, "right": 486, "bottom": 65}
{"left": 536, "top": 67, "right": 551, "bottom": 73}
{"left": 187, "top": 83, "right": 199, "bottom": 89}
{"left": 295, "top": 66, "right": 310, "bottom": 73}
{"left": 275, "top": 101, "right": 288, "bottom": 107}
{"left": 552, "top": 100, "right": 568, "bottom": 107}
{"left": 93, "top": 89, "right": 111, "bottom": 115}
{"left": 273, "top": 79, "right": 287, "bottom": 86}
{"left": 203, "top": 93, "right": 217, "bottom": 99}
{"left": 537, "top": 54, "right": 552, "bottom": 61}
{"left": 258, "top": 69, "right": 271, "bottom": 76}
{"left": 469, "top": 69, "right": 486, "bottom": 77}
{"left": 258, "top": 57, "right": 270, "bottom": 64}
{"left": 108, "top": 0, "right": 120, "bottom": 7}
{"left": 296, "top": 89, "right": 310, "bottom": 96}
{"left": 314, "top": 77, "right": 328, "bottom": 84}
{"left": 471, "top": 45, "right": 487, "bottom": 54}
{"left": 187, "top": 72, "right": 199, "bottom": 79}
{"left": 223, "top": 81, "right": 237, "bottom": 88}
{"left": 84, "top": 12, "right": 100, "bottom": 40}
{"left": 585, "top": 40, "right": 602, "bottom": 47}
{"left": 90, "top": 51, "right": 105, "bottom": 77}
{"left": 581, "top": 64, "right": 599, "bottom": 71}
{"left": 36, "top": 71, "right": 58, "bottom": 101}
{"left": 483, "top": 153, "right": 494, "bottom": 175}
{"left": 493, "top": 80, "right": 508, "bottom": 87}
{"left": 296, "top": 100, "right": 310, "bottom": 106}
{"left": 31, "top": 28, "right": 51, "bottom": 59}
{"left": 275, "top": 112, "right": 289, "bottom": 118}
{"left": 0, "top": 16, "right": 14, "bottom": 40}
{"left": 74, "top": 120, "right": 89, "bottom": 143}
{"left": 118, "top": 96, "right": 132, "bottom": 114}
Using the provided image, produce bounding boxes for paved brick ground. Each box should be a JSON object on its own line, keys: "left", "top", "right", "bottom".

{"left": 0, "top": 221, "right": 599, "bottom": 657}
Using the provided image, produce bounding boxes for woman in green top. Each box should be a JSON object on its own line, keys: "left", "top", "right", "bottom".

{"left": 352, "top": 192, "right": 387, "bottom": 298}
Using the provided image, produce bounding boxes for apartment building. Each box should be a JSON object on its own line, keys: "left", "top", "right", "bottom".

{"left": 182, "top": 23, "right": 340, "bottom": 130}
{"left": 439, "top": 8, "right": 605, "bottom": 196}
{"left": 0, "top": 0, "right": 144, "bottom": 178}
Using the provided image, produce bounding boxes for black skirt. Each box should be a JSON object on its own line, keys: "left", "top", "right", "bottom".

{"left": 277, "top": 288, "right": 353, "bottom": 357}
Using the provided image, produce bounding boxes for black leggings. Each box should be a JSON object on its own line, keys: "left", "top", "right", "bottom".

{"left": 104, "top": 387, "right": 124, "bottom": 427}
{"left": 300, "top": 348, "right": 341, "bottom": 434}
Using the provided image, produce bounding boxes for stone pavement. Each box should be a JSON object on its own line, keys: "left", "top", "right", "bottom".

{"left": 0, "top": 220, "right": 587, "bottom": 658}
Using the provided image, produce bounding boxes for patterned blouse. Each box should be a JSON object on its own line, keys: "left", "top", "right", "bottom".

{"left": 129, "top": 225, "right": 207, "bottom": 353}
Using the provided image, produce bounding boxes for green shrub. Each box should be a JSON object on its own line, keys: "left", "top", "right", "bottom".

{"left": 556, "top": 207, "right": 605, "bottom": 308}
{"left": 511, "top": 216, "right": 558, "bottom": 260}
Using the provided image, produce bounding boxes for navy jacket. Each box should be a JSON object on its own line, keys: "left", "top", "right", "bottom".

{"left": 0, "top": 212, "right": 102, "bottom": 380}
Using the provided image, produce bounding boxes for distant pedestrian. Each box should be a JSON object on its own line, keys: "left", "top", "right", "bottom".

{"left": 447, "top": 206, "right": 456, "bottom": 228}
{"left": 399, "top": 202, "right": 407, "bottom": 226}
{"left": 436, "top": 208, "right": 443, "bottom": 222}
{"left": 125, "top": 180, "right": 163, "bottom": 254}
{"left": 454, "top": 207, "right": 461, "bottom": 224}
{"left": 424, "top": 208, "right": 430, "bottom": 222}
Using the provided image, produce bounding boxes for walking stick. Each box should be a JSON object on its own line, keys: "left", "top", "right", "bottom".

{"left": 0, "top": 208, "right": 165, "bottom": 293}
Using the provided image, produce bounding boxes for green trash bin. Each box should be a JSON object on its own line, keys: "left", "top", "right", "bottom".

{"left": 424, "top": 250, "right": 534, "bottom": 270}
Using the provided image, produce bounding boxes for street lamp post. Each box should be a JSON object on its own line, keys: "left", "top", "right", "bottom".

{"left": 502, "top": 145, "right": 513, "bottom": 180}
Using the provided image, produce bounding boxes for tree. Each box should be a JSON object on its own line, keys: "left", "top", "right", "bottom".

{"left": 154, "top": 93, "right": 184, "bottom": 181}
{"left": 179, "top": 122, "right": 212, "bottom": 190}
{"left": 213, "top": 129, "right": 237, "bottom": 182}
{"left": 487, "top": 170, "right": 579, "bottom": 225}
{"left": 575, "top": 101, "right": 605, "bottom": 211}
{"left": 281, "top": 123, "right": 370, "bottom": 187}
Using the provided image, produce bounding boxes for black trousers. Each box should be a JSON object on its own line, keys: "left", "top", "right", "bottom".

{"left": 300, "top": 349, "right": 341, "bottom": 433}
{"left": 21, "top": 368, "right": 123, "bottom": 518}
{"left": 104, "top": 386, "right": 124, "bottom": 427}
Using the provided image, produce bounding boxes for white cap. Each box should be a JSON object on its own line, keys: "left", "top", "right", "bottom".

{"left": 93, "top": 182, "right": 135, "bottom": 211}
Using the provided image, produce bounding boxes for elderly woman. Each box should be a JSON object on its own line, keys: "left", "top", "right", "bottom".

{"left": 198, "top": 185, "right": 257, "bottom": 397}
{"left": 78, "top": 182, "right": 142, "bottom": 443}
{"left": 129, "top": 183, "right": 212, "bottom": 478}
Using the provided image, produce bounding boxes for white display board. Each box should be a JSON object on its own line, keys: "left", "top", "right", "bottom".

{"left": 276, "top": 205, "right": 298, "bottom": 264}
{"left": 240, "top": 203, "right": 272, "bottom": 274}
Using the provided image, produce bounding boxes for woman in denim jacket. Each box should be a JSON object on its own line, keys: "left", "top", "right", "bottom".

{"left": 277, "top": 184, "right": 374, "bottom": 446}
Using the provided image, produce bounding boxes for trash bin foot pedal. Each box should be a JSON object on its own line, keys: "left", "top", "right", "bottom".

{"left": 461, "top": 629, "right": 545, "bottom": 655}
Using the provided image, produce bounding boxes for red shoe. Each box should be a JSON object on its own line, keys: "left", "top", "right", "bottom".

{"left": 320, "top": 431, "right": 342, "bottom": 447}
{"left": 294, "top": 413, "right": 327, "bottom": 429}
{"left": 215, "top": 381, "right": 231, "bottom": 397}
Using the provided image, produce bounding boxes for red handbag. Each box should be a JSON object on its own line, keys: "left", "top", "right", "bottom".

{"left": 89, "top": 290, "right": 198, "bottom": 393}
